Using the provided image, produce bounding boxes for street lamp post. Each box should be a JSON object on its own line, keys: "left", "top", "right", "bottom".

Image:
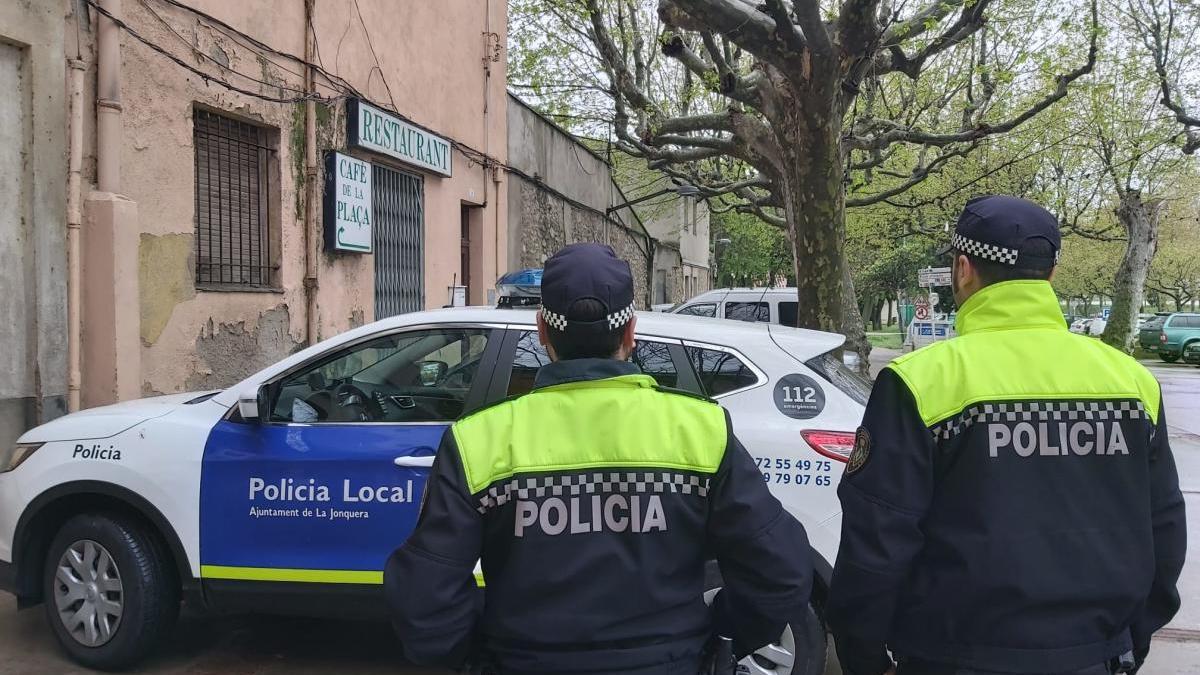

{"left": 713, "top": 237, "right": 731, "bottom": 288}
{"left": 606, "top": 183, "right": 700, "bottom": 214}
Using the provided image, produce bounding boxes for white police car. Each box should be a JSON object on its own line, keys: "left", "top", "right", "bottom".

{"left": 1, "top": 303, "right": 867, "bottom": 674}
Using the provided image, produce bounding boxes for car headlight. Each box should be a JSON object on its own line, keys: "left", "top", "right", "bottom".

{"left": 0, "top": 443, "right": 42, "bottom": 473}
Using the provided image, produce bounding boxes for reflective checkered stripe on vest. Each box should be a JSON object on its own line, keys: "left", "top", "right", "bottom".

{"left": 888, "top": 319, "right": 1162, "bottom": 459}
{"left": 451, "top": 374, "right": 727, "bottom": 538}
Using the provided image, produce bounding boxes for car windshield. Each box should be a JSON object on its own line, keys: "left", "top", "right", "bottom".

{"left": 805, "top": 351, "right": 872, "bottom": 405}
{"left": 1142, "top": 316, "right": 1166, "bottom": 330}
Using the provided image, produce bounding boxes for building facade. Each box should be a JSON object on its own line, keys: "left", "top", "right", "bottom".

{"left": 642, "top": 192, "right": 712, "bottom": 305}
{"left": 0, "top": 0, "right": 69, "bottom": 451}
{"left": 62, "top": 0, "right": 507, "bottom": 410}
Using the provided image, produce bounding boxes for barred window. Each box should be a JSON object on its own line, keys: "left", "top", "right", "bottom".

{"left": 193, "top": 109, "right": 279, "bottom": 289}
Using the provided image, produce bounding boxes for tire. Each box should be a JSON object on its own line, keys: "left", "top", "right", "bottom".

{"left": 42, "top": 513, "right": 180, "bottom": 671}
{"left": 703, "top": 587, "right": 828, "bottom": 675}
{"left": 1161, "top": 353, "right": 1179, "bottom": 363}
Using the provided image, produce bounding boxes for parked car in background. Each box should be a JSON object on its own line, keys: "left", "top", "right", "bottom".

{"left": 1069, "top": 317, "right": 1093, "bottom": 334}
{"left": 1138, "top": 314, "right": 1170, "bottom": 351}
{"left": 1087, "top": 317, "right": 1108, "bottom": 337}
{"left": 1157, "top": 312, "right": 1200, "bottom": 363}
{"left": 671, "top": 288, "right": 801, "bottom": 325}
{"left": 1184, "top": 340, "right": 1200, "bottom": 365}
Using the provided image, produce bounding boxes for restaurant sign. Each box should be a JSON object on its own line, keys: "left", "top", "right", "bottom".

{"left": 348, "top": 99, "right": 452, "bottom": 177}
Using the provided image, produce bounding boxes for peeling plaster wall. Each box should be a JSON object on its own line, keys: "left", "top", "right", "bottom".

{"left": 70, "top": 0, "right": 507, "bottom": 396}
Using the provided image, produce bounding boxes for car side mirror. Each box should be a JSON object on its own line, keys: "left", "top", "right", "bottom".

{"left": 417, "top": 360, "right": 449, "bottom": 386}
{"left": 238, "top": 385, "right": 268, "bottom": 421}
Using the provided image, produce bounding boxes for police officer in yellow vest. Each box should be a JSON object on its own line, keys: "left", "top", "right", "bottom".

{"left": 827, "top": 196, "right": 1187, "bottom": 675}
{"left": 385, "top": 243, "right": 813, "bottom": 675}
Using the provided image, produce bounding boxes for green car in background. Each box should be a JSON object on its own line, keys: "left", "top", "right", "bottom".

{"left": 1155, "top": 313, "right": 1200, "bottom": 363}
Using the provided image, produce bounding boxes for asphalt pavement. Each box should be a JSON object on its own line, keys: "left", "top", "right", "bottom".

{"left": 0, "top": 356, "right": 1197, "bottom": 674}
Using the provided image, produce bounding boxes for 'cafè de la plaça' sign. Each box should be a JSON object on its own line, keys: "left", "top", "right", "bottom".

{"left": 323, "top": 152, "right": 372, "bottom": 253}
{"left": 348, "top": 99, "right": 452, "bottom": 177}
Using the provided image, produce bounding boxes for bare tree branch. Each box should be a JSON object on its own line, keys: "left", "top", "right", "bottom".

{"left": 792, "top": 0, "right": 832, "bottom": 58}
{"left": 883, "top": 0, "right": 994, "bottom": 79}
{"left": 882, "top": 0, "right": 970, "bottom": 46}
{"left": 660, "top": 0, "right": 803, "bottom": 70}
{"left": 847, "top": 0, "right": 1099, "bottom": 153}
{"left": 846, "top": 143, "right": 978, "bottom": 207}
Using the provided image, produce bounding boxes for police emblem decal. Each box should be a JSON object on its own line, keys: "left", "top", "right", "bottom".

{"left": 847, "top": 427, "right": 871, "bottom": 474}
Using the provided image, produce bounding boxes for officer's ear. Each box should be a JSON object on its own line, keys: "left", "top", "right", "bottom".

{"left": 536, "top": 313, "right": 559, "bottom": 361}
{"left": 618, "top": 315, "right": 637, "bottom": 360}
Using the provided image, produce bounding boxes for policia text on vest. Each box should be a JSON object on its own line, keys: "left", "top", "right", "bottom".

{"left": 827, "top": 280, "right": 1186, "bottom": 675}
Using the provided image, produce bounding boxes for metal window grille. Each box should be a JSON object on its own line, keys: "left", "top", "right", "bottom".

{"left": 193, "top": 109, "right": 277, "bottom": 288}
{"left": 373, "top": 164, "right": 425, "bottom": 317}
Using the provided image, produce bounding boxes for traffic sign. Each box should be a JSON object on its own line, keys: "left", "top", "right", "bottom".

{"left": 1101, "top": 308, "right": 1111, "bottom": 320}
{"left": 919, "top": 266, "right": 952, "bottom": 287}
{"left": 915, "top": 305, "right": 930, "bottom": 320}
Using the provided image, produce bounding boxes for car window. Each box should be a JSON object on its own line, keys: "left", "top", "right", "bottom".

{"left": 684, "top": 346, "right": 759, "bottom": 396}
{"left": 270, "top": 328, "right": 490, "bottom": 423}
{"left": 805, "top": 351, "right": 872, "bottom": 405}
{"left": 1142, "top": 316, "right": 1165, "bottom": 330}
{"left": 778, "top": 301, "right": 798, "bottom": 327}
{"left": 506, "top": 332, "right": 680, "bottom": 396}
{"left": 677, "top": 303, "right": 716, "bottom": 317}
{"left": 725, "top": 301, "right": 769, "bottom": 322}
{"left": 1180, "top": 315, "right": 1200, "bottom": 328}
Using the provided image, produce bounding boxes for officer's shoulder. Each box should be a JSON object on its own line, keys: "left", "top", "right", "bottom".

{"left": 889, "top": 336, "right": 958, "bottom": 370}
{"left": 652, "top": 384, "right": 719, "bottom": 406}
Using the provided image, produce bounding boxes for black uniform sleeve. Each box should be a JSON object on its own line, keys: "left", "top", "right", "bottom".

{"left": 708, "top": 410, "right": 814, "bottom": 658}
{"left": 384, "top": 428, "right": 483, "bottom": 668}
{"left": 827, "top": 368, "right": 935, "bottom": 675}
{"left": 1130, "top": 398, "right": 1187, "bottom": 667}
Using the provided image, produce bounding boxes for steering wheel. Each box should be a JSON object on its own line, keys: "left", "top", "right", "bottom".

{"left": 333, "top": 382, "right": 384, "bottom": 421}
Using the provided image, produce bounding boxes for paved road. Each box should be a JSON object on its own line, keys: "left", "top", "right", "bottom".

{"left": 2, "top": 357, "right": 1197, "bottom": 674}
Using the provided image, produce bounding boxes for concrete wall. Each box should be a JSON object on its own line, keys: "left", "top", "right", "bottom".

{"left": 67, "top": 0, "right": 507, "bottom": 398}
{"left": 0, "top": 0, "right": 68, "bottom": 449}
{"left": 508, "top": 178, "right": 652, "bottom": 306}
{"left": 506, "top": 94, "right": 658, "bottom": 305}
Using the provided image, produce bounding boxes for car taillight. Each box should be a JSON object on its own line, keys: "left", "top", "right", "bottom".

{"left": 801, "top": 430, "right": 855, "bottom": 463}
{"left": 1160, "top": 333, "right": 1168, "bottom": 343}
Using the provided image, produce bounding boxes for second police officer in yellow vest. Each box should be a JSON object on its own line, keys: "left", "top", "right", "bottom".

{"left": 385, "top": 243, "right": 814, "bottom": 674}
{"left": 827, "top": 196, "right": 1187, "bottom": 675}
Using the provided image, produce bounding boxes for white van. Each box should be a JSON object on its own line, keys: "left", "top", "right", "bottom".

{"left": 671, "top": 288, "right": 800, "bottom": 325}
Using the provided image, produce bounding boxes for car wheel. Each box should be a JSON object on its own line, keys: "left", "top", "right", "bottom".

{"left": 43, "top": 513, "right": 179, "bottom": 670}
{"left": 1162, "top": 354, "right": 1179, "bottom": 363}
{"left": 702, "top": 588, "right": 827, "bottom": 675}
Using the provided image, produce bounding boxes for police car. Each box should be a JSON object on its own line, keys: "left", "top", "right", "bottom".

{"left": 1, "top": 290, "right": 867, "bottom": 674}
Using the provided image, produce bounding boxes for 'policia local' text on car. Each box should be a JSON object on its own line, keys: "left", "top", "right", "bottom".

{"left": 0, "top": 307, "right": 868, "bottom": 675}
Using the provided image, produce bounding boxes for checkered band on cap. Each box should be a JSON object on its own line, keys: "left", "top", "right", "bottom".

{"left": 953, "top": 233, "right": 1019, "bottom": 265}
{"left": 541, "top": 307, "right": 569, "bottom": 331}
{"left": 543, "top": 303, "right": 635, "bottom": 331}
{"left": 607, "top": 303, "right": 636, "bottom": 330}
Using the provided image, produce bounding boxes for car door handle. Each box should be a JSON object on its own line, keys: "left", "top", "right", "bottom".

{"left": 393, "top": 455, "right": 435, "bottom": 468}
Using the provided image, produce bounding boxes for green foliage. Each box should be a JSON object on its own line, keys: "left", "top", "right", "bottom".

{"left": 711, "top": 211, "right": 791, "bottom": 287}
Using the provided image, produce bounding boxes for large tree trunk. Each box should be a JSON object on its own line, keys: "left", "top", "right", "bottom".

{"left": 1102, "top": 191, "right": 1162, "bottom": 352}
{"left": 774, "top": 93, "right": 871, "bottom": 373}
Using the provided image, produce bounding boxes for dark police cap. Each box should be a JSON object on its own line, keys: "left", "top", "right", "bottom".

{"left": 940, "top": 195, "right": 1061, "bottom": 270}
{"left": 540, "top": 243, "right": 635, "bottom": 333}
